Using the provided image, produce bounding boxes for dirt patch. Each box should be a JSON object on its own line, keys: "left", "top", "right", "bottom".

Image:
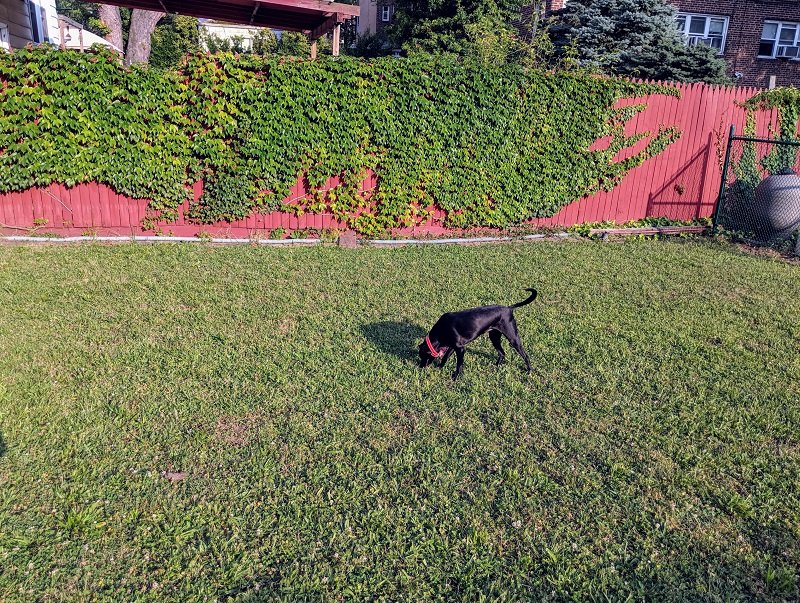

{"left": 161, "top": 470, "right": 188, "bottom": 482}
{"left": 214, "top": 413, "right": 264, "bottom": 447}
{"left": 277, "top": 317, "right": 296, "bottom": 336}
{"left": 732, "top": 242, "right": 800, "bottom": 265}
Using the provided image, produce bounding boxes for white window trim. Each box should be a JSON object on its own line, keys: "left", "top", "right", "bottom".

{"left": 676, "top": 12, "right": 729, "bottom": 54}
{"left": 28, "top": 1, "right": 42, "bottom": 43}
{"left": 758, "top": 20, "right": 800, "bottom": 60}
{"left": 381, "top": 5, "right": 393, "bottom": 23}
{"left": 0, "top": 22, "right": 9, "bottom": 51}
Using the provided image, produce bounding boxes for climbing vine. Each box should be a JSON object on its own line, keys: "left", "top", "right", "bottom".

{"left": 0, "top": 46, "right": 679, "bottom": 234}
{"left": 742, "top": 87, "right": 800, "bottom": 174}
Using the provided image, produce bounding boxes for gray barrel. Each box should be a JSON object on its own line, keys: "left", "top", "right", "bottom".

{"left": 752, "top": 168, "right": 800, "bottom": 241}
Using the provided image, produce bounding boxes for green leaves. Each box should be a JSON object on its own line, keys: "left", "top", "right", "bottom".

{"left": 744, "top": 88, "right": 800, "bottom": 174}
{"left": 0, "top": 47, "right": 678, "bottom": 234}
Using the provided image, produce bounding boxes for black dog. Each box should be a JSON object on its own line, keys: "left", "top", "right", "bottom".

{"left": 418, "top": 288, "right": 537, "bottom": 380}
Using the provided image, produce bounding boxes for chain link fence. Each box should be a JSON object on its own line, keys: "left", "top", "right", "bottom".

{"left": 713, "top": 126, "right": 800, "bottom": 255}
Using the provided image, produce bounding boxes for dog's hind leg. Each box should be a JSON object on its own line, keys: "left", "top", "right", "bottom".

{"left": 488, "top": 330, "right": 506, "bottom": 365}
{"left": 499, "top": 318, "right": 531, "bottom": 373}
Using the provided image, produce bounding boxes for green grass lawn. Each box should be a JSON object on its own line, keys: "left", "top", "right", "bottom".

{"left": 0, "top": 240, "right": 798, "bottom": 602}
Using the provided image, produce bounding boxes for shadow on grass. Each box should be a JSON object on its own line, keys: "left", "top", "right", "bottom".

{"left": 225, "top": 540, "right": 797, "bottom": 602}
{"left": 360, "top": 320, "right": 427, "bottom": 360}
{"left": 0, "top": 432, "right": 4, "bottom": 457}
{"left": 360, "top": 321, "right": 505, "bottom": 365}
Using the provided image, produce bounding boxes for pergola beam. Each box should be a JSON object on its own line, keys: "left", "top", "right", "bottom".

{"left": 94, "top": 0, "right": 358, "bottom": 38}
{"left": 310, "top": 12, "right": 341, "bottom": 41}
{"left": 254, "top": 0, "right": 357, "bottom": 17}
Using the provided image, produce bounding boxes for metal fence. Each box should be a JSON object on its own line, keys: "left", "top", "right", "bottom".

{"left": 713, "top": 125, "right": 800, "bottom": 254}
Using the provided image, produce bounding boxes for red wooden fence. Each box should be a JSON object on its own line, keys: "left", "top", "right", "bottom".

{"left": 0, "top": 81, "right": 784, "bottom": 238}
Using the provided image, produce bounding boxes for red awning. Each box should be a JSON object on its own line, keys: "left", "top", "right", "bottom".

{"left": 98, "top": 0, "right": 359, "bottom": 36}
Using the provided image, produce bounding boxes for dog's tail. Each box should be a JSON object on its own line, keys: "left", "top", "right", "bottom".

{"left": 510, "top": 288, "right": 538, "bottom": 308}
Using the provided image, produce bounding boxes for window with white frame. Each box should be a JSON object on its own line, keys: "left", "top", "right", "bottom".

{"left": 0, "top": 23, "right": 9, "bottom": 51}
{"left": 759, "top": 21, "right": 800, "bottom": 59}
{"left": 25, "top": 1, "right": 52, "bottom": 44}
{"left": 28, "top": 1, "right": 43, "bottom": 43}
{"left": 676, "top": 13, "right": 729, "bottom": 52}
{"left": 381, "top": 4, "right": 394, "bottom": 22}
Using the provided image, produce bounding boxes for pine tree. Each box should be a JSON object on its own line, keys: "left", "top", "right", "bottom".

{"left": 550, "top": 0, "right": 731, "bottom": 83}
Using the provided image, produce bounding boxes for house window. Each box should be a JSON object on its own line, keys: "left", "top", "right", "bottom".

{"left": 676, "top": 13, "right": 729, "bottom": 53}
{"left": 25, "top": 1, "right": 51, "bottom": 44}
{"left": 759, "top": 21, "right": 800, "bottom": 59}
{"left": 0, "top": 23, "right": 9, "bottom": 51}
{"left": 381, "top": 5, "right": 394, "bottom": 22}
{"left": 28, "top": 1, "right": 43, "bottom": 43}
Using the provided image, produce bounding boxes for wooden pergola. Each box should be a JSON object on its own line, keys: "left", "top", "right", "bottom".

{"left": 98, "top": 0, "right": 360, "bottom": 56}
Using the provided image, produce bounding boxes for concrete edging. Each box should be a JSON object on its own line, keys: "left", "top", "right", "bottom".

{"left": 0, "top": 233, "right": 576, "bottom": 246}
{"left": 0, "top": 235, "right": 322, "bottom": 245}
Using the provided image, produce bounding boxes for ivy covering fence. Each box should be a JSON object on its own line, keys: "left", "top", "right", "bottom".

{"left": 0, "top": 47, "right": 679, "bottom": 234}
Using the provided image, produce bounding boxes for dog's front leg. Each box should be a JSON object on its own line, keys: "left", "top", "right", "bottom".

{"left": 438, "top": 348, "right": 454, "bottom": 368}
{"left": 452, "top": 347, "right": 465, "bottom": 381}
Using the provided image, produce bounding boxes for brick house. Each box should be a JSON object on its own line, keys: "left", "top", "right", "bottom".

{"left": 523, "top": 0, "right": 800, "bottom": 87}
{"left": 671, "top": 0, "right": 800, "bottom": 87}
{"left": 357, "top": 0, "right": 395, "bottom": 38}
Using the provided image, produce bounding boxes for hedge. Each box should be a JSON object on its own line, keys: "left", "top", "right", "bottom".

{"left": 0, "top": 47, "right": 679, "bottom": 234}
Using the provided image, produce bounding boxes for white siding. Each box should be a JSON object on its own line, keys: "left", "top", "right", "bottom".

{"left": 0, "top": 0, "right": 58, "bottom": 47}
{"left": 0, "top": 0, "right": 34, "bottom": 47}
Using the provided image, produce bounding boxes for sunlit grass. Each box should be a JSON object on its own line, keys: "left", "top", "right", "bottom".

{"left": 0, "top": 240, "right": 798, "bottom": 602}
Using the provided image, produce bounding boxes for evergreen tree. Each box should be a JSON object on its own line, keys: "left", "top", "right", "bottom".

{"left": 550, "top": 0, "right": 731, "bottom": 83}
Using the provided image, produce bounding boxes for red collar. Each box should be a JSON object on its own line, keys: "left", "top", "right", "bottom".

{"left": 425, "top": 335, "right": 446, "bottom": 358}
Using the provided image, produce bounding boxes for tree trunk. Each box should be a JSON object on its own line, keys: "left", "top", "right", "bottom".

{"left": 97, "top": 4, "right": 124, "bottom": 53}
{"left": 124, "top": 9, "right": 164, "bottom": 66}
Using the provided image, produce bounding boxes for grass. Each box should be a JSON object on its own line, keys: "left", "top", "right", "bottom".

{"left": 0, "top": 239, "right": 798, "bottom": 602}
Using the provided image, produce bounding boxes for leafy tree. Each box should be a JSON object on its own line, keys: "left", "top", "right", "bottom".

{"left": 389, "top": 0, "right": 526, "bottom": 55}
{"left": 150, "top": 16, "right": 199, "bottom": 69}
{"left": 346, "top": 32, "right": 394, "bottom": 58}
{"left": 381, "top": 0, "right": 558, "bottom": 68}
{"left": 275, "top": 31, "right": 313, "bottom": 57}
{"left": 56, "top": 1, "right": 163, "bottom": 65}
{"left": 549, "top": 0, "right": 731, "bottom": 83}
{"left": 56, "top": 0, "right": 131, "bottom": 49}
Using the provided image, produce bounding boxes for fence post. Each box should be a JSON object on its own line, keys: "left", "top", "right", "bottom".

{"left": 712, "top": 124, "right": 736, "bottom": 235}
